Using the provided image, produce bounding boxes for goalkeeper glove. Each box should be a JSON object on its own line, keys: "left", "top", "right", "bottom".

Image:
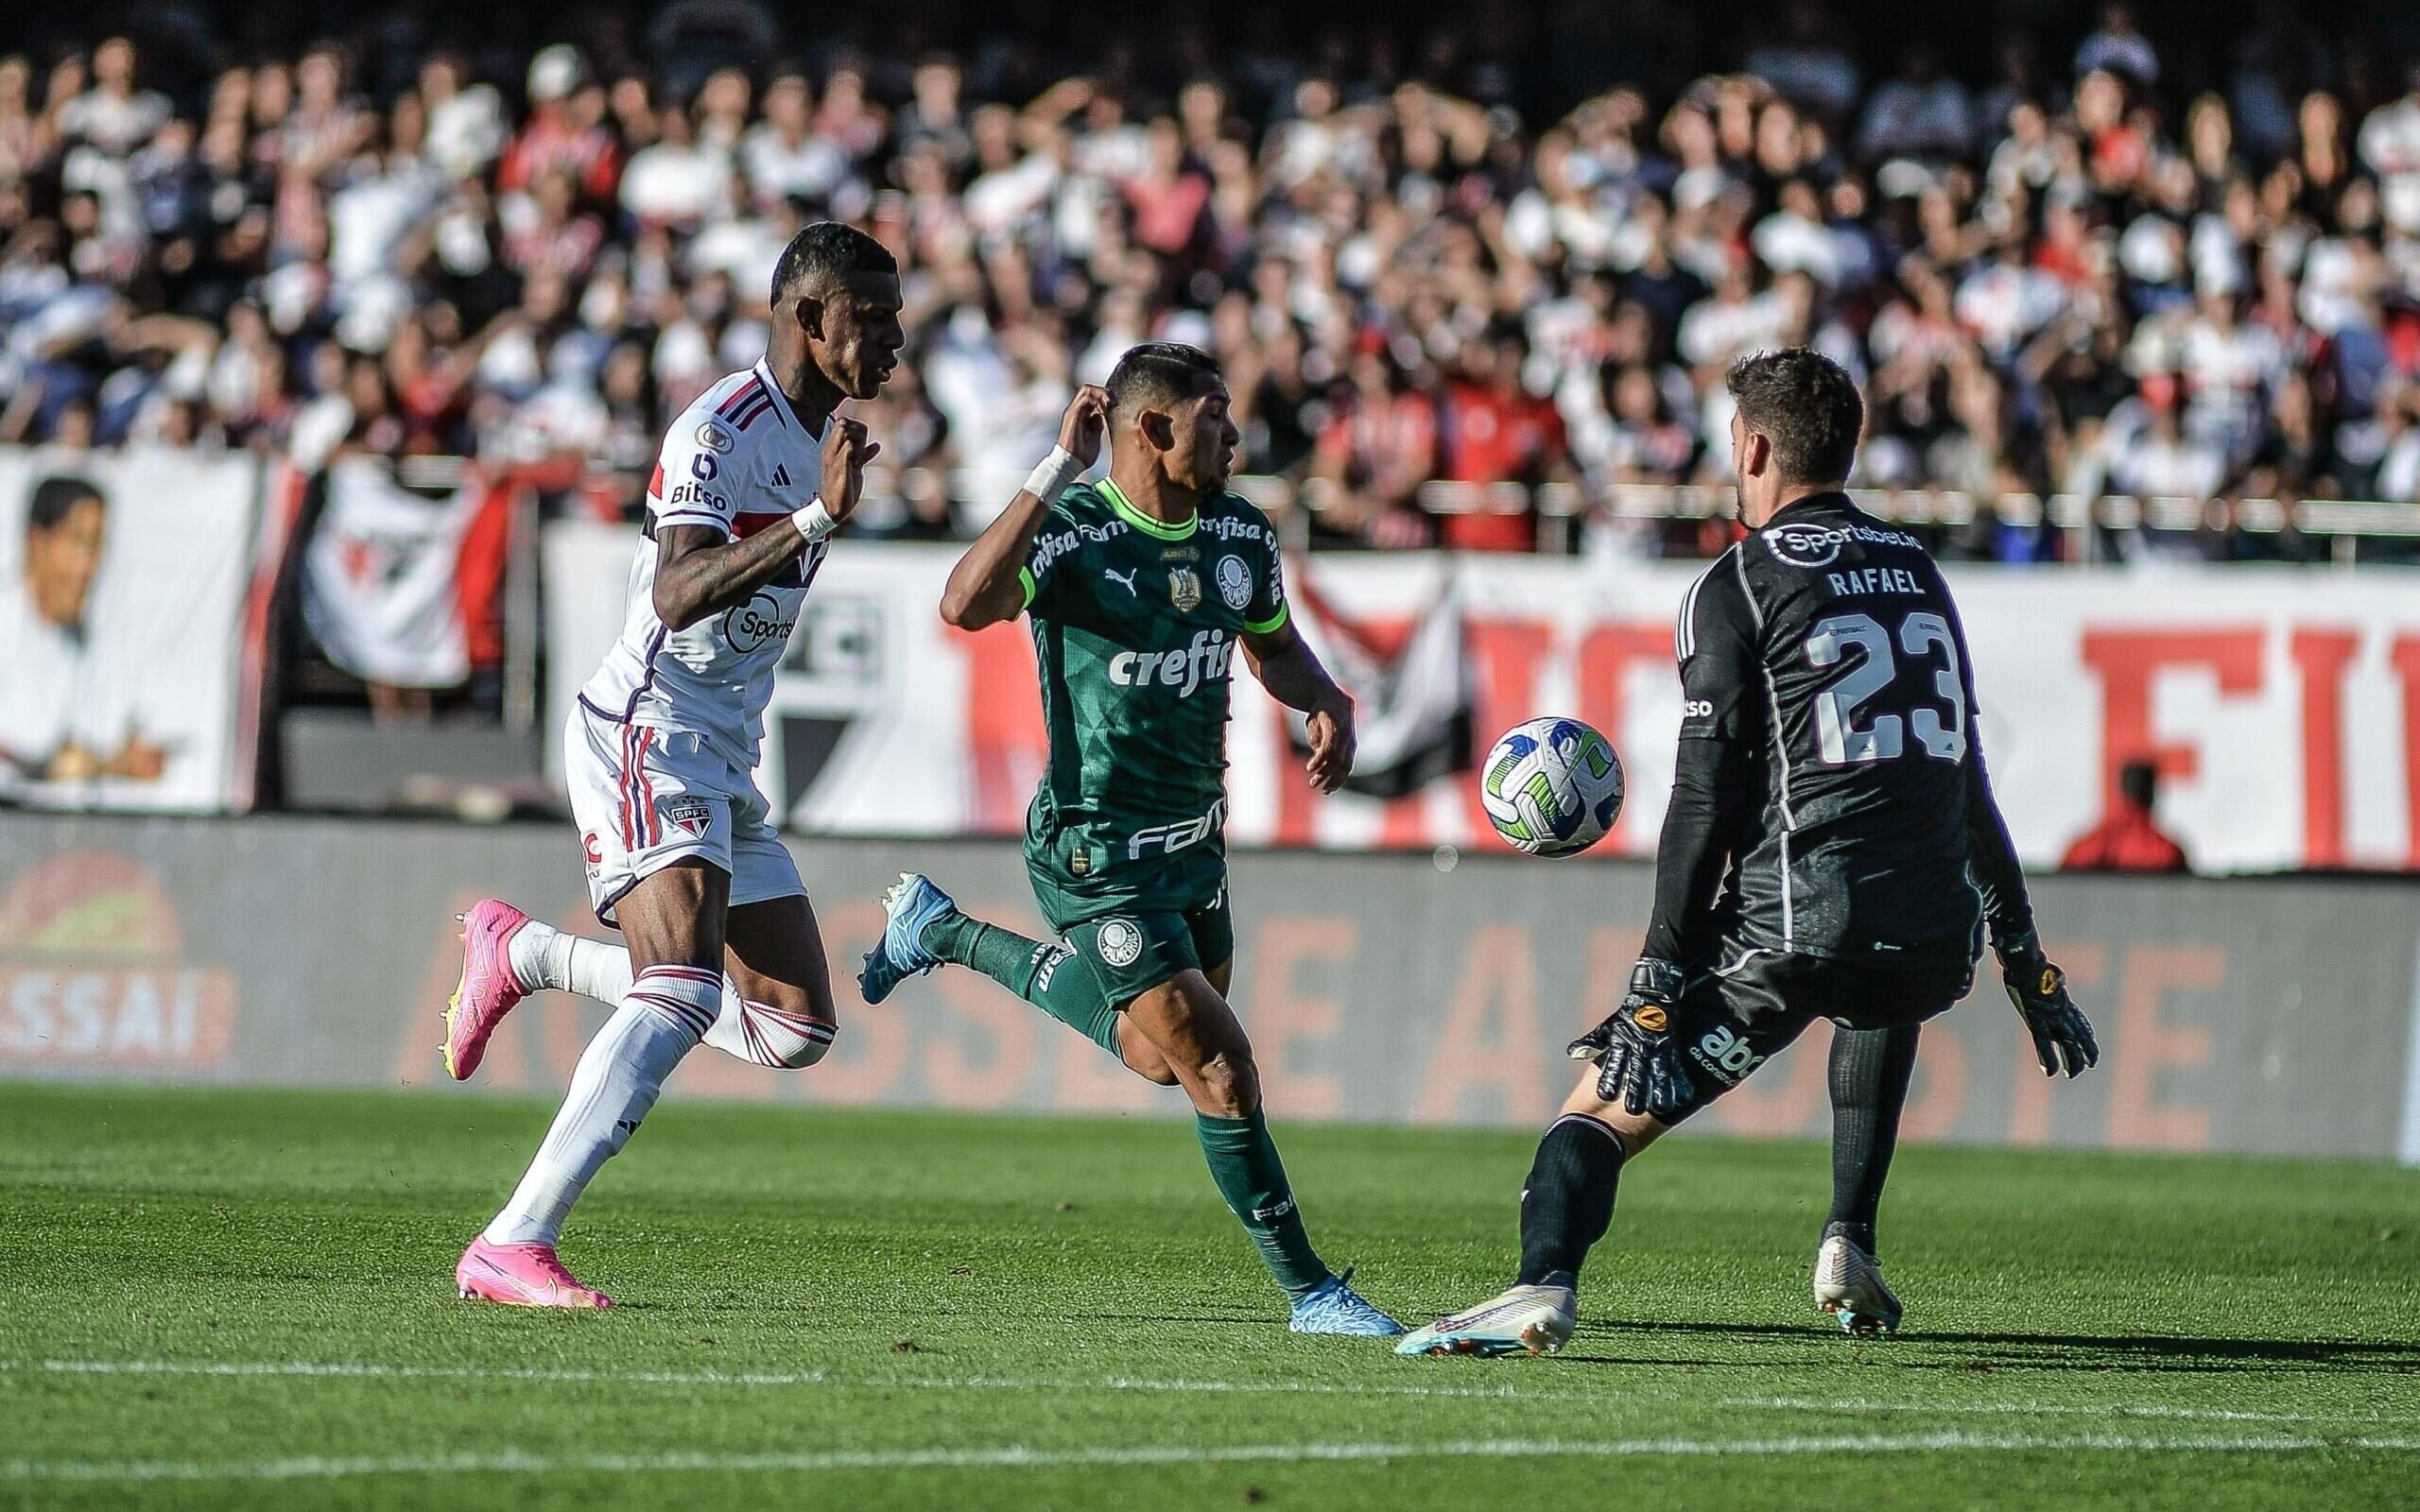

{"left": 1568, "top": 958, "right": 1694, "bottom": 1119}
{"left": 1996, "top": 928, "right": 2099, "bottom": 1078}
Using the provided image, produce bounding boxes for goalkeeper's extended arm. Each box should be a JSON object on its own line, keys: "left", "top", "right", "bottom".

{"left": 1963, "top": 739, "right": 2036, "bottom": 949}
{"left": 1966, "top": 738, "right": 2100, "bottom": 1077}
{"left": 1643, "top": 558, "right": 1762, "bottom": 965}
{"left": 1640, "top": 732, "right": 1754, "bottom": 965}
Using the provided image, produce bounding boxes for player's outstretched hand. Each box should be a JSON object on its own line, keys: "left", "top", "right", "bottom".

{"left": 1567, "top": 959, "right": 1692, "bottom": 1119}
{"left": 820, "top": 415, "right": 882, "bottom": 524}
{"left": 1058, "top": 385, "right": 1114, "bottom": 469}
{"left": 1303, "top": 697, "right": 1356, "bottom": 795}
{"left": 1996, "top": 930, "right": 2099, "bottom": 1078}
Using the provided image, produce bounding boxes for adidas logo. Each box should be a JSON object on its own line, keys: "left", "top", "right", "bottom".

{"left": 770, "top": 464, "right": 792, "bottom": 489}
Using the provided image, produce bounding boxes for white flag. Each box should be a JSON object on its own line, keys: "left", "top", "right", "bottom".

{"left": 302, "top": 456, "right": 486, "bottom": 688}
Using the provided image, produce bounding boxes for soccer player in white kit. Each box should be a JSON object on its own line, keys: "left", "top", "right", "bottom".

{"left": 442, "top": 223, "right": 902, "bottom": 1308}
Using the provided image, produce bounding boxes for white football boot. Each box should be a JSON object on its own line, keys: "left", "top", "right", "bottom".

{"left": 1813, "top": 1231, "right": 1903, "bottom": 1335}
{"left": 1395, "top": 1282, "right": 1578, "bottom": 1357}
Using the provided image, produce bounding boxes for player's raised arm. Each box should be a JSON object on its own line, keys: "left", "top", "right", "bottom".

{"left": 940, "top": 386, "right": 1112, "bottom": 630}
{"left": 652, "top": 418, "right": 878, "bottom": 630}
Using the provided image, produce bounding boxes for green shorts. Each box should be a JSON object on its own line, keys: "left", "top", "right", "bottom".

{"left": 1027, "top": 843, "right": 1234, "bottom": 1008}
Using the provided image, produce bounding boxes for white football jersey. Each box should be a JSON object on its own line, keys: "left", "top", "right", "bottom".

{"left": 578, "top": 360, "right": 828, "bottom": 768}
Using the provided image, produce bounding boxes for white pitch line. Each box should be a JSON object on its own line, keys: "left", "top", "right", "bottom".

{"left": 12, "top": 1361, "right": 2416, "bottom": 1427}
{"left": 1720, "top": 1397, "right": 2377, "bottom": 1426}
{"left": 10, "top": 1359, "right": 1583, "bottom": 1403}
{"left": 4, "top": 1432, "right": 2419, "bottom": 1484}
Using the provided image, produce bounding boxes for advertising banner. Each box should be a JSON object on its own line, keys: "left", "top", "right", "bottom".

{"left": 0, "top": 448, "right": 257, "bottom": 812}
{"left": 1, "top": 815, "right": 2414, "bottom": 1160}
{"left": 545, "top": 528, "right": 2420, "bottom": 873}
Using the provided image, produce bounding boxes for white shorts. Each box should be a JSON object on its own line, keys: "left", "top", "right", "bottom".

{"left": 564, "top": 706, "right": 804, "bottom": 926}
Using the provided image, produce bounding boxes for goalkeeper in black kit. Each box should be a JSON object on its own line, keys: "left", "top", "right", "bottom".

{"left": 1400, "top": 349, "right": 2100, "bottom": 1356}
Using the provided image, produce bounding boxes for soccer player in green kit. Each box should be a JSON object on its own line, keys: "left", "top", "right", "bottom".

{"left": 857, "top": 342, "right": 1401, "bottom": 1335}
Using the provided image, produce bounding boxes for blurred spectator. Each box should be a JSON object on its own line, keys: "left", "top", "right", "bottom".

{"left": 1858, "top": 44, "right": 1974, "bottom": 164}
{"left": 0, "top": 13, "right": 2414, "bottom": 566}
{"left": 1437, "top": 328, "right": 1569, "bottom": 551}
{"left": 2062, "top": 759, "right": 2190, "bottom": 871}
{"left": 2075, "top": 5, "right": 2160, "bottom": 87}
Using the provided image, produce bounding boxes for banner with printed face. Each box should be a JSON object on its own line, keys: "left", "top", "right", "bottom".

{"left": 0, "top": 448, "right": 255, "bottom": 812}
{"left": 542, "top": 526, "right": 2420, "bottom": 873}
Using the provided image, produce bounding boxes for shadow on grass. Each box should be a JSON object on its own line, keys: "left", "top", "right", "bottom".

{"left": 1553, "top": 1318, "right": 2420, "bottom": 1374}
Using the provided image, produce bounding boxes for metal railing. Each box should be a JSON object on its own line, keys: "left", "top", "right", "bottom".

{"left": 925, "top": 466, "right": 2420, "bottom": 562}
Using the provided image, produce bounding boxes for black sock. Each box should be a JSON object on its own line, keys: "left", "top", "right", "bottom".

{"left": 1826, "top": 1023, "right": 1920, "bottom": 1255}
{"left": 1515, "top": 1113, "right": 1627, "bottom": 1288}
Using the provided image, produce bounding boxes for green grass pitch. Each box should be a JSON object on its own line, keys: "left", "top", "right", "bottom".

{"left": 2, "top": 1084, "right": 2415, "bottom": 1510}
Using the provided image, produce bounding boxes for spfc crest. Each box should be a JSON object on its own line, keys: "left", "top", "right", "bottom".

{"left": 1167, "top": 566, "right": 1202, "bottom": 612}
{"left": 659, "top": 797, "right": 715, "bottom": 838}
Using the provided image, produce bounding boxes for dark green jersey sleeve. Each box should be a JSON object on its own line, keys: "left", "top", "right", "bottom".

{"left": 1018, "top": 503, "right": 1085, "bottom": 619}
{"left": 1240, "top": 503, "right": 1289, "bottom": 636}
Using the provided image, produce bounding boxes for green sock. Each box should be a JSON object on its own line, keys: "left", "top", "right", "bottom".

{"left": 925, "top": 914, "right": 1122, "bottom": 1057}
{"left": 1194, "top": 1109, "right": 1330, "bottom": 1300}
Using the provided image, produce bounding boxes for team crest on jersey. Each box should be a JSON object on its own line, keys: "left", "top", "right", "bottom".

{"left": 659, "top": 798, "right": 715, "bottom": 838}
{"left": 1168, "top": 567, "right": 1202, "bottom": 612}
{"left": 1096, "top": 918, "right": 1145, "bottom": 968}
{"left": 695, "top": 421, "right": 736, "bottom": 455}
{"left": 1215, "top": 556, "right": 1253, "bottom": 610}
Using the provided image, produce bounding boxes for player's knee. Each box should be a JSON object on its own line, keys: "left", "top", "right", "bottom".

{"left": 771, "top": 1022, "right": 836, "bottom": 1069}
{"left": 1190, "top": 1044, "right": 1259, "bottom": 1114}
{"left": 742, "top": 1000, "right": 838, "bottom": 1070}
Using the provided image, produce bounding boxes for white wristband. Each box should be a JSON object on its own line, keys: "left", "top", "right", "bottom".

{"left": 791, "top": 499, "right": 838, "bottom": 542}
{"left": 1023, "top": 447, "right": 1085, "bottom": 505}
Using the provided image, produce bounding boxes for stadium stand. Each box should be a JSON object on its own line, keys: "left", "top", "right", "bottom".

{"left": 1, "top": 4, "right": 2417, "bottom": 565}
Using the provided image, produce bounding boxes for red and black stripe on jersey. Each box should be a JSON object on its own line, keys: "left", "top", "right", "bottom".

{"left": 717, "top": 378, "right": 780, "bottom": 431}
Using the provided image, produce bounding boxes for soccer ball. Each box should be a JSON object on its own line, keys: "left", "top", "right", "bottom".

{"left": 1479, "top": 716, "right": 1625, "bottom": 857}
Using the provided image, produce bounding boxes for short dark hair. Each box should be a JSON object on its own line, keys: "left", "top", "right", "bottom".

{"left": 27, "top": 474, "right": 103, "bottom": 533}
{"left": 1726, "top": 347, "right": 1863, "bottom": 486}
{"left": 769, "top": 222, "right": 896, "bottom": 308}
{"left": 1105, "top": 342, "right": 1223, "bottom": 414}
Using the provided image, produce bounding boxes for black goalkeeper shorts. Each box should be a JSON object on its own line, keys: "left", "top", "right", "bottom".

{"left": 1651, "top": 943, "right": 1976, "bottom": 1124}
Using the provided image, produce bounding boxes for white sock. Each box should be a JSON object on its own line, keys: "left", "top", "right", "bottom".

{"left": 482, "top": 966, "right": 719, "bottom": 1246}
{"left": 509, "top": 919, "right": 827, "bottom": 1069}
{"left": 510, "top": 919, "right": 633, "bottom": 1003}
{"left": 704, "top": 996, "right": 838, "bottom": 1068}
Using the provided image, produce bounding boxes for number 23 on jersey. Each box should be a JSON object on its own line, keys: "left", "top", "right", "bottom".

{"left": 1804, "top": 610, "right": 1968, "bottom": 767}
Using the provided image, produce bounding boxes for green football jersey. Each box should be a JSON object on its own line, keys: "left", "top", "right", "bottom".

{"left": 1016, "top": 477, "right": 1289, "bottom": 891}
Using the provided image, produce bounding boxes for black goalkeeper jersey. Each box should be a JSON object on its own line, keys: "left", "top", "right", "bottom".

{"left": 1642, "top": 492, "right": 2034, "bottom": 972}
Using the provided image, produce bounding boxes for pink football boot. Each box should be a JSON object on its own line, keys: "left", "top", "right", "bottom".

{"left": 443, "top": 900, "right": 535, "bottom": 1080}
{"left": 456, "top": 1238, "right": 613, "bottom": 1309}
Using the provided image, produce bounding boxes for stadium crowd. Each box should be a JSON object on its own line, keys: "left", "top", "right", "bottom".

{"left": 4, "top": 8, "right": 2420, "bottom": 558}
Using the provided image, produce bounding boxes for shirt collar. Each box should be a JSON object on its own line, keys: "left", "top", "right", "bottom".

{"left": 1097, "top": 476, "right": 1199, "bottom": 541}
{"left": 1766, "top": 490, "right": 1854, "bottom": 524}
{"left": 751, "top": 358, "right": 818, "bottom": 438}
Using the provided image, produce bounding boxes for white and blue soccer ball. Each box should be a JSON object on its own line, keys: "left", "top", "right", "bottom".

{"left": 1479, "top": 716, "right": 1625, "bottom": 857}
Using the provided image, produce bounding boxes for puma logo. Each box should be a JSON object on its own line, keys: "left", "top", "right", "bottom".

{"left": 1103, "top": 568, "right": 1139, "bottom": 596}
